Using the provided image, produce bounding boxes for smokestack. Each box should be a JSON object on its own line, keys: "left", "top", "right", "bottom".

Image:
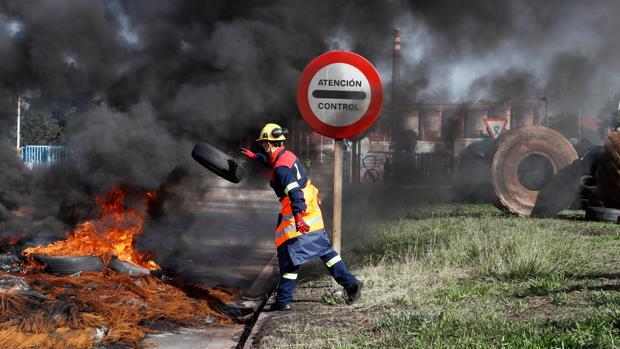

{"left": 392, "top": 28, "right": 401, "bottom": 101}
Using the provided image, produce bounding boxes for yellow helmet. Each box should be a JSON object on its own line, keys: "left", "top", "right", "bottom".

{"left": 257, "top": 123, "right": 287, "bottom": 141}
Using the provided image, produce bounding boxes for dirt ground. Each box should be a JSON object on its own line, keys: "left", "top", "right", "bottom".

{"left": 245, "top": 260, "right": 374, "bottom": 348}
{"left": 243, "top": 184, "right": 455, "bottom": 348}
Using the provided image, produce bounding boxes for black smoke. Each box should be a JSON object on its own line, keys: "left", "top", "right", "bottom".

{"left": 396, "top": 0, "right": 620, "bottom": 113}
{"left": 0, "top": 0, "right": 405, "bottom": 241}
{"left": 0, "top": 1, "right": 619, "bottom": 267}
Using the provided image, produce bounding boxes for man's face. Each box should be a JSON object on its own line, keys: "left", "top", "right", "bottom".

{"left": 260, "top": 141, "right": 271, "bottom": 153}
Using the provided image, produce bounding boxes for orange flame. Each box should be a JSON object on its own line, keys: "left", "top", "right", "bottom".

{"left": 23, "top": 186, "right": 160, "bottom": 270}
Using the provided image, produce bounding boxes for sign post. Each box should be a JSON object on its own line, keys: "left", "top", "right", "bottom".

{"left": 332, "top": 139, "right": 342, "bottom": 253}
{"left": 297, "top": 51, "right": 383, "bottom": 254}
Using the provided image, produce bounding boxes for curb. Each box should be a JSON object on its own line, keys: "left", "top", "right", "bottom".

{"left": 237, "top": 254, "right": 279, "bottom": 349}
{"left": 246, "top": 253, "right": 279, "bottom": 297}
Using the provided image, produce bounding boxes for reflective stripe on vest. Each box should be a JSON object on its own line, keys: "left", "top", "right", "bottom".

{"left": 274, "top": 181, "right": 324, "bottom": 248}
{"left": 275, "top": 215, "right": 324, "bottom": 241}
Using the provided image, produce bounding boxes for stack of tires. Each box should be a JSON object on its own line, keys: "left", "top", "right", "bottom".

{"left": 588, "top": 132, "right": 620, "bottom": 222}
{"left": 453, "top": 127, "right": 582, "bottom": 216}
{"left": 578, "top": 175, "right": 599, "bottom": 209}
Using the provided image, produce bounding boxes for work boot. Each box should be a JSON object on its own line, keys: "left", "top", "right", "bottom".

{"left": 266, "top": 303, "right": 291, "bottom": 312}
{"left": 345, "top": 281, "right": 363, "bottom": 304}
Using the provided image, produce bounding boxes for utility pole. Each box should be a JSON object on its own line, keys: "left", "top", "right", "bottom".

{"left": 578, "top": 109, "right": 582, "bottom": 139}
{"left": 16, "top": 93, "right": 21, "bottom": 150}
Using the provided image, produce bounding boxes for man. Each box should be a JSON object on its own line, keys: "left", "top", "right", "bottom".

{"left": 241, "top": 123, "right": 362, "bottom": 311}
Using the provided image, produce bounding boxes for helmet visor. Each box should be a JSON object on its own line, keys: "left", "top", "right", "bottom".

{"left": 271, "top": 128, "right": 287, "bottom": 138}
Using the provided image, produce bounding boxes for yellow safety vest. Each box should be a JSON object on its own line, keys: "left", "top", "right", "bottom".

{"left": 274, "top": 180, "right": 324, "bottom": 248}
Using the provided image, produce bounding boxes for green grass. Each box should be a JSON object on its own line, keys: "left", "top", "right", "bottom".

{"left": 258, "top": 203, "right": 620, "bottom": 349}
{"left": 355, "top": 204, "right": 619, "bottom": 280}
{"left": 368, "top": 308, "right": 620, "bottom": 348}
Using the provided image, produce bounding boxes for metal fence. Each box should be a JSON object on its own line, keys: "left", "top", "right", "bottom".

{"left": 385, "top": 152, "right": 453, "bottom": 183}
{"left": 20, "top": 145, "right": 74, "bottom": 166}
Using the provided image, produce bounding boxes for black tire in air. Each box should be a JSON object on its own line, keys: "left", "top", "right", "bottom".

{"left": 191, "top": 142, "right": 246, "bottom": 183}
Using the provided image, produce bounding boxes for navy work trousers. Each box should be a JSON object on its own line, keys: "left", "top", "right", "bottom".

{"left": 274, "top": 242, "right": 358, "bottom": 305}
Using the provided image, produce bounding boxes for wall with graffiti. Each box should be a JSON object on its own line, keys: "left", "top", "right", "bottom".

{"left": 359, "top": 137, "right": 391, "bottom": 183}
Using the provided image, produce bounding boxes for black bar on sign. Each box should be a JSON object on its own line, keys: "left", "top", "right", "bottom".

{"left": 312, "top": 90, "right": 366, "bottom": 100}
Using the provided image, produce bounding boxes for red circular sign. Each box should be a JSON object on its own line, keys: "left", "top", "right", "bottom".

{"left": 297, "top": 51, "right": 383, "bottom": 139}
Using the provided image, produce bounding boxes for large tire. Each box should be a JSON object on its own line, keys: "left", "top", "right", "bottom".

{"left": 34, "top": 255, "right": 104, "bottom": 275}
{"left": 191, "top": 143, "right": 246, "bottom": 183}
{"left": 585, "top": 206, "right": 620, "bottom": 222}
{"left": 596, "top": 132, "right": 620, "bottom": 208}
{"left": 491, "top": 126, "right": 579, "bottom": 217}
{"left": 109, "top": 256, "right": 150, "bottom": 276}
{"left": 452, "top": 139, "right": 496, "bottom": 202}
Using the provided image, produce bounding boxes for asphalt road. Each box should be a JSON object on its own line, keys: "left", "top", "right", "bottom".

{"left": 141, "top": 175, "right": 279, "bottom": 292}
{"left": 139, "top": 168, "right": 454, "bottom": 348}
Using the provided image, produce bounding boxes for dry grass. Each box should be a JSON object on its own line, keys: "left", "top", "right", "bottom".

{"left": 0, "top": 270, "right": 237, "bottom": 348}
{"left": 0, "top": 327, "right": 96, "bottom": 349}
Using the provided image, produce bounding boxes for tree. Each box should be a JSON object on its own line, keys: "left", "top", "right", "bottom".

{"left": 548, "top": 111, "right": 579, "bottom": 138}
{"left": 597, "top": 93, "right": 620, "bottom": 136}
{"left": 20, "top": 109, "right": 64, "bottom": 145}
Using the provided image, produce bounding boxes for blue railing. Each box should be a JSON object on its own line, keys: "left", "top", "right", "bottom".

{"left": 20, "top": 145, "right": 73, "bottom": 166}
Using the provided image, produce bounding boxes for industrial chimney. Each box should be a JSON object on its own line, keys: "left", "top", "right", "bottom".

{"left": 392, "top": 28, "right": 401, "bottom": 101}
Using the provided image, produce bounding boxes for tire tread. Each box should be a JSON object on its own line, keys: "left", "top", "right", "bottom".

{"left": 191, "top": 143, "right": 245, "bottom": 183}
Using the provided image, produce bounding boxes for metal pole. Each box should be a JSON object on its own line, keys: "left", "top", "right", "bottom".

{"left": 320, "top": 136, "right": 324, "bottom": 164}
{"left": 541, "top": 97, "right": 548, "bottom": 127}
{"left": 578, "top": 109, "right": 582, "bottom": 138}
{"left": 545, "top": 100, "right": 548, "bottom": 127}
{"left": 616, "top": 101, "right": 620, "bottom": 131}
{"left": 332, "top": 139, "right": 343, "bottom": 254}
{"left": 351, "top": 140, "right": 358, "bottom": 184}
{"left": 16, "top": 94, "right": 21, "bottom": 150}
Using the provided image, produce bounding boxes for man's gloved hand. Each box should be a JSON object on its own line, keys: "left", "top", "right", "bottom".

{"left": 240, "top": 147, "right": 256, "bottom": 159}
{"left": 294, "top": 214, "right": 310, "bottom": 233}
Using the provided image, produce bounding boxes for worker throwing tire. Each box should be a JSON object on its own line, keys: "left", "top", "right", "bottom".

{"left": 241, "top": 123, "right": 363, "bottom": 311}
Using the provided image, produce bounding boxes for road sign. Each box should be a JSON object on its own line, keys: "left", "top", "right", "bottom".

{"left": 297, "top": 51, "right": 383, "bottom": 139}
{"left": 484, "top": 118, "right": 509, "bottom": 139}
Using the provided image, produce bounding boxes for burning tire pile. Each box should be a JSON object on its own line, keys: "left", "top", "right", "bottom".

{"left": 0, "top": 185, "right": 243, "bottom": 348}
